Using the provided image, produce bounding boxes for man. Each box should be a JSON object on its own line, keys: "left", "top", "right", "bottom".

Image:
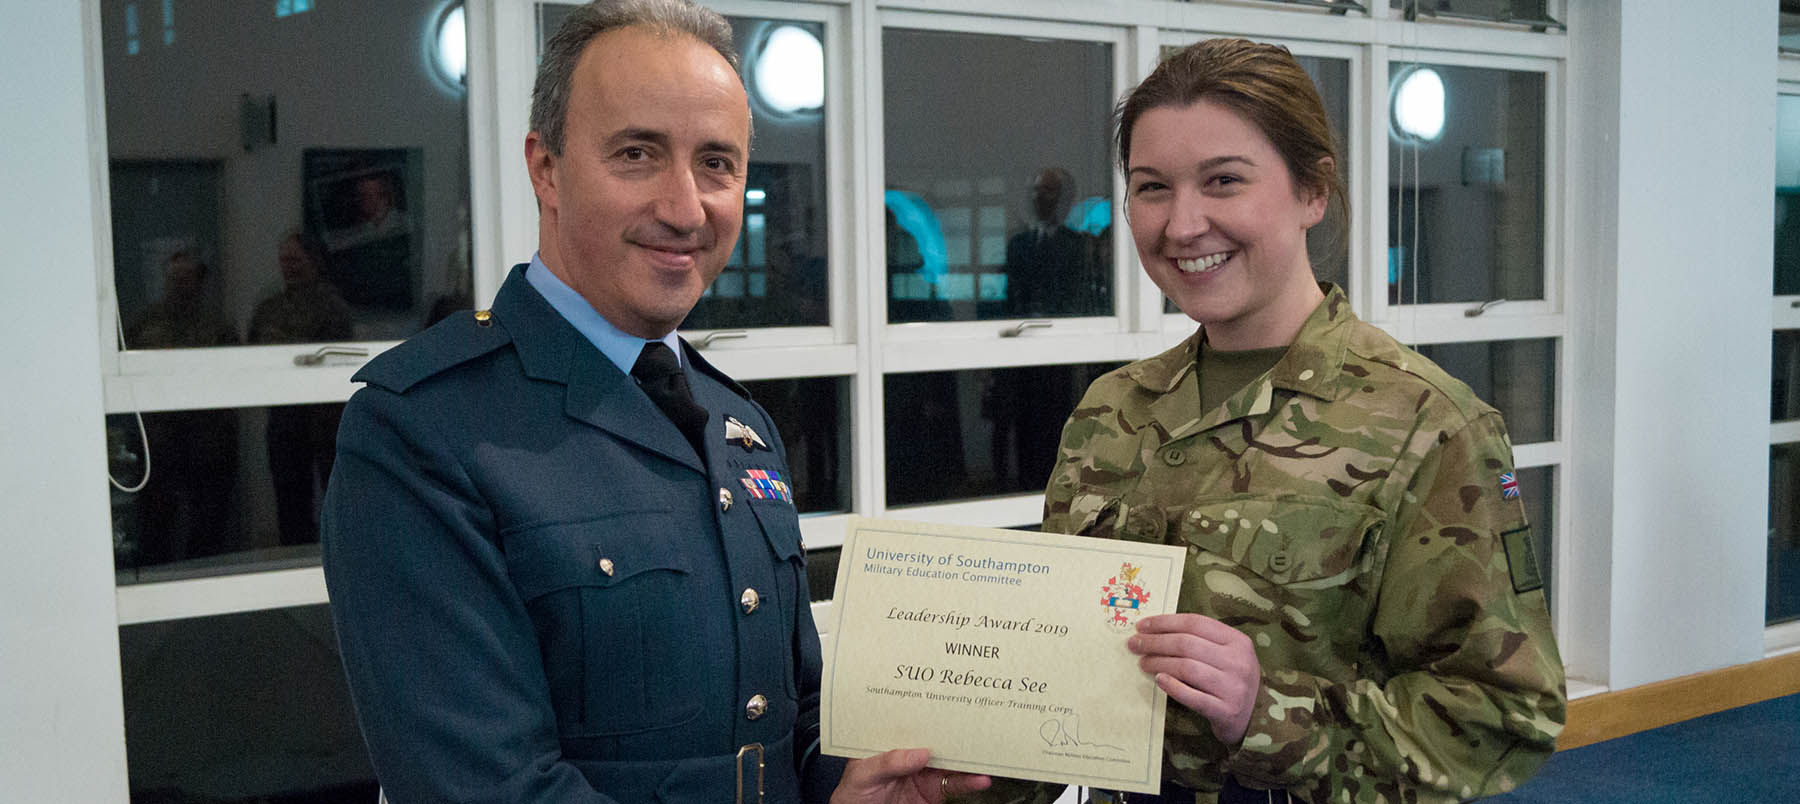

{"left": 322, "top": 2, "right": 988, "bottom": 801}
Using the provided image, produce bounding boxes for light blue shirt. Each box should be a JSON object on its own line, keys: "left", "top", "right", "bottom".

{"left": 525, "top": 254, "right": 682, "bottom": 375}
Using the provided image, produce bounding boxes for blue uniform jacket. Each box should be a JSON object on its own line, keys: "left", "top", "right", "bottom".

{"left": 322, "top": 265, "right": 842, "bottom": 803}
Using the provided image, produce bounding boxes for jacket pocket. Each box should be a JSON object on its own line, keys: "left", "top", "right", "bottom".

{"left": 506, "top": 511, "right": 702, "bottom": 737}
{"left": 1172, "top": 496, "right": 1384, "bottom": 672}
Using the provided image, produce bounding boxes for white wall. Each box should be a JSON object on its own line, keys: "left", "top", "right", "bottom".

{"left": 1568, "top": 0, "right": 1777, "bottom": 689}
{"left": 0, "top": 1, "right": 132, "bottom": 799}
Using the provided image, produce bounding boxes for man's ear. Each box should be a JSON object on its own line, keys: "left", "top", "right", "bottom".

{"left": 525, "top": 132, "right": 557, "bottom": 213}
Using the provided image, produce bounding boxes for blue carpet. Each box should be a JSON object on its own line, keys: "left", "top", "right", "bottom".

{"left": 1484, "top": 692, "right": 1800, "bottom": 803}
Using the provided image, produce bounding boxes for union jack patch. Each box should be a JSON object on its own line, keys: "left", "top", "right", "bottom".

{"left": 1499, "top": 472, "right": 1520, "bottom": 500}
{"left": 740, "top": 468, "right": 793, "bottom": 504}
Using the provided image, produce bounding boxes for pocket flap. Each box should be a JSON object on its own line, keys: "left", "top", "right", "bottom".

{"left": 505, "top": 512, "right": 693, "bottom": 601}
{"left": 1174, "top": 496, "right": 1381, "bottom": 584}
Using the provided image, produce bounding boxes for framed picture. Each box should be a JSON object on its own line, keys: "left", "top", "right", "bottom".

{"left": 302, "top": 148, "right": 421, "bottom": 310}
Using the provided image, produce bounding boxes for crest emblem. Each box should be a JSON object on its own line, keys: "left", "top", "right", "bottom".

{"left": 724, "top": 415, "right": 770, "bottom": 451}
{"left": 1100, "top": 562, "right": 1151, "bottom": 630}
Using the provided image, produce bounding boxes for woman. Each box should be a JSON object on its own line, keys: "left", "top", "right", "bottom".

{"left": 983, "top": 39, "right": 1565, "bottom": 804}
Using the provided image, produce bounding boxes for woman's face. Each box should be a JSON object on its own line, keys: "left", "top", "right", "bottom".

{"left": 1126, "top": 98, "right": 1326, "bottom": 349}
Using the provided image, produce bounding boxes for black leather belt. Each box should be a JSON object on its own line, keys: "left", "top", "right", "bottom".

{"left": 1101, "top": 776, "right": 1293, "bottom": 804}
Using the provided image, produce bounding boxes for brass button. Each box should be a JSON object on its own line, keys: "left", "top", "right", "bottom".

{"left": 598, "top": 557, "right": 615, "bottom": 577}
{"left": 1160, "top": 447, "right": 1186, "bottom": 467}
{"left": 474, "top": 309, "right": 493, "bottom": 327}
{"left": 745, "top": 694, "right": 768, "bottom": 720}
{"left": 1268, "top": 551, "right": 1291, "bottom": 573}
{"left": 719, "top": 487, "right": 733, "bottom": 512}
{"left": 740, "top": 588, "right": 760, "bottom": 614}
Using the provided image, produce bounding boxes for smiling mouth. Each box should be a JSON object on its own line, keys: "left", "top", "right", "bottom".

{"left": 1176, "top": 251, "right": 1234, "bottom": 274}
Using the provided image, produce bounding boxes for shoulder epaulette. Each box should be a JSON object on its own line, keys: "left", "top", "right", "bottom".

{"left": 353, "top": 309, "right": 513, "bottom": 394}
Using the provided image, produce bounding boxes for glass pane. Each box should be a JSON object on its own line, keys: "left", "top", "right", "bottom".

{"left": 1390, "top": 0, "right": 1551, "bottom": 23}
{"left": 102, "top": 0, "right": 474, "bottom": 349}
{"left": 885, "top": 362, "right": 1123, "bottom": 507}
{"left": 1769, "top": 444, "right": 1800, "bottom": 624}
{"left": 1164, "top": 53, "right": 1351, "bottom": 314}
{"left": 806, "top": 546, "right": 840, "bottom": 602}
{"left": 120, "top": 605, "right": 377, "bottom": 802}
{"left": 537, "top": 5, "right": 830, "bottom": 329}
{"left": 1388, "top": 64, "right": 1544, "bottom": 305}
{"left": 1514, "top": 465, "right": 1554, "bottom": 612}
{"left": 1414, "top": 338, "right": 1556, "bottom": 445}
{"left": 1774, "top": 330, "right": 1800, "bottom": 421}
{"left": 108, "top": 404, "right": 341, "bottom": 583}
{"left": 741, "top": 376, "right": 850, "bottom": 514}
{"left": 1776, "top": 95, "right": 1800, "bottom": 294}
{"left": 1784, "top": 10, "right": 1800, "bottom": 54}
{"left": 884, "top": 29, "right": 1114, "bottom": 323}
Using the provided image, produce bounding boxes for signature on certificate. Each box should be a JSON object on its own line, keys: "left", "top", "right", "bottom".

{"left": 1038, "top": 714, "right": 1125, "bottom": 752}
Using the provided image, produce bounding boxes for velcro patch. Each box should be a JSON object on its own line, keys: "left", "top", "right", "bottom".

{"left": 1500, "top": 525, "right": 1544, "bottom": 595}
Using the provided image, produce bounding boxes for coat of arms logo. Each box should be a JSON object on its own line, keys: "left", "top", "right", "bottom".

{"left": 1100, "top": 562, "right": 1151, "bottom": 630}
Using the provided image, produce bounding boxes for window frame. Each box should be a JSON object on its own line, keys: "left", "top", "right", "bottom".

{"left": 1766, "top": 67, "right": 1800, "bottom": 655}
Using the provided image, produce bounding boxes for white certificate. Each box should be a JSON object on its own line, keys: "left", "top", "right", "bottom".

{"left": 820, "top": 517, "right": 1187, "bottom": 794}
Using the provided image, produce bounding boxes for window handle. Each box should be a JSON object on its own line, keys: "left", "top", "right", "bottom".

{"left": 1001, "top": 320, "right": 1053, "bottom": 338}
{"left": 1464, "top": 299, "right": 1508, "bottom": 318}
{"left": 293, "top": 346, "right": 369, "bottom": 366}
{"left": 698, "top": 330, "right": 749, "bottom": 349}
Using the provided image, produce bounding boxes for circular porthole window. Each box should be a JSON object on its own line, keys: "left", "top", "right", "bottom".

{"left": 751, "top": 24, "right": 824, "bottom": 117}
{"left": 434, "top": 4, "right": 466, "bottom": 90}
{"left": 1391, "top": 66, "right": 1445, "bottom": 142}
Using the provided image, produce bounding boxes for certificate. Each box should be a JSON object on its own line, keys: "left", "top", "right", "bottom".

{"left": 820, "top": 516, "right": 1187, "bottom": 794}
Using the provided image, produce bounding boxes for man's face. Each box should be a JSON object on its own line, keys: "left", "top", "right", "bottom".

{"left": 527, "top": 26, "right": 750, "bottom": 339}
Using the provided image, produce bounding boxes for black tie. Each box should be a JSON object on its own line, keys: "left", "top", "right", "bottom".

{"left": 631, "top": 341, "right": 708, "bottom": 459}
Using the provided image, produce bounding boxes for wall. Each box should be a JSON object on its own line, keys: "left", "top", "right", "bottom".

{"left": 0, "top": 1, "right": 132, "bottom": 799}
{"left": 1568, "top": 0, "right": 1777, "bottom": 688}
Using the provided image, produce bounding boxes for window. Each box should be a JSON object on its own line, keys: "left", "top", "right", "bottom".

{"left": 1769, "top": 90, "right": 1800, "bottom": 627}
{"left": 88, "top": 2, "right": 1582, "bottom": 793}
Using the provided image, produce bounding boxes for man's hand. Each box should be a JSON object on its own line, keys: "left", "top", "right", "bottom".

{"left": 830, "top": 748, "right": 992, "bottom": 803}
{"left": 1128, "top": 613, "right": 1261, "bottom": 744}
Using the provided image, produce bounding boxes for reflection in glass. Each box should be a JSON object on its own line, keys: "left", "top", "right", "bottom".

{"left": 741, "top": 376, "right": 851, "bottom": 514}
{"left": 885, "top": 362, "right": 1123, "bottom": 507}
{"left": 806, "top": 546, "right": 840, "bottom": 602}
{"left": 1775, "top": 96, "right": 1800, "bottom": 294}
{"left": 1415, "top": 338, "right": 1555, "bottom": 445}
{"left": 1769, "top": 445, "right": 1800, "bottom": 624}
{"left": 120, "top": 606, "right": 377, "bottom": 802}
{"left": 1514, "top": 465, "right": 1554, "bottom": 612}
{"left": 535, "top": 6, "right": 831, "bottom": 330}
{"left": 108, "top": 404, "right": 342, "bottom": 584}
{"left": 885, "top": 29, "right": 1114, "bottom": 323}
{"left": 1774, "top": 330, "right": 1800, "bottom": 421}
{"left": 1389, "top": 63, "right": 1544, "bottom": 305}
{"left": 1162, "top": 53, "right": 1350, "bottom": 314}
{"left": 102, "top": 0, "right": 473, "bottom": 347}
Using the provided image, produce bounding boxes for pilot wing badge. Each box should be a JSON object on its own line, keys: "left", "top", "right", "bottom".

{"left": 724, "top": 415, "right": 770, "bottom": 452}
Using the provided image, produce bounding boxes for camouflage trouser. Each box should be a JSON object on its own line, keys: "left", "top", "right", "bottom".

{"left": 1088, "top": 778, "right": 1294, "bottom": 804}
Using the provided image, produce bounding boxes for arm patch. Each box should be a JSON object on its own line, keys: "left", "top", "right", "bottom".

{"left": 1501, "top": 525, "right": 1545, "bottom": 595}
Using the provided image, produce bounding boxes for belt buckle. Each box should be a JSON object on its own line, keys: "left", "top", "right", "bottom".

{"left": 735, "top": 743, "right": 765, "bottom": 804}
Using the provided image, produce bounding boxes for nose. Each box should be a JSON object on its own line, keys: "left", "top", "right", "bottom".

{"left": 1163, "top": 187, "right": 1211, "bottom": 243}
{"left": 654, "top": 163, "right": 707, "bottom": 234}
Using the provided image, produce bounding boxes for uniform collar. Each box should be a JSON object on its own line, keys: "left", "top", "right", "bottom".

{"left": 524, "top": 253, "right": 683, "bottom": 376}
{"left": 1126, "top": 283, "right": 1353, "bottom": 440}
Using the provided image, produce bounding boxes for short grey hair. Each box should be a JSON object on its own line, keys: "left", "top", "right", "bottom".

{"left": 530, "top": 0, "right": 742, "bottom": 156}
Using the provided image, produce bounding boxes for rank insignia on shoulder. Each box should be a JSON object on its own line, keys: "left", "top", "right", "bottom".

{"left": 724, "top": 415, "right": 770, "bottom": 452}
{"left": 739, "top": 468, "right": 793, "bottom": 504}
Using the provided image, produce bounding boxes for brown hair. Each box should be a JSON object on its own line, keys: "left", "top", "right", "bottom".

{"left": 1116, "top": 39, "right": 1348, "bottom": 246}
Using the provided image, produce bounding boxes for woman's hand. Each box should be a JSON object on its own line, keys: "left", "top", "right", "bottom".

{"left": 1128, "top": 613, "right": 1262, "bottom": 744}
{"left": 830, "top": 748, "right": 993, "bottom": 804}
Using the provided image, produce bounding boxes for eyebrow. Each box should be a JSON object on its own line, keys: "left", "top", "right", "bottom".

{"left": 606, "top": 128, "right": 744, "bottom": 160}
{"left": 1127, "top": 154, "right": 1256, "bottom": 177}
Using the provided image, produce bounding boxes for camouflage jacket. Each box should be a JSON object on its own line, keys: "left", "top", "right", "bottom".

{"left": 980, "top": 286, "right": 1564, "bottom": 804}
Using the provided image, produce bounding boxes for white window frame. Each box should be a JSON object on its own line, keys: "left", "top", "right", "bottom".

{"left": 100, "top": 1, "right": 1579, "bottom": 663}
{"left": 1766, "top": 68, "right": 1800, "bottom": 657}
